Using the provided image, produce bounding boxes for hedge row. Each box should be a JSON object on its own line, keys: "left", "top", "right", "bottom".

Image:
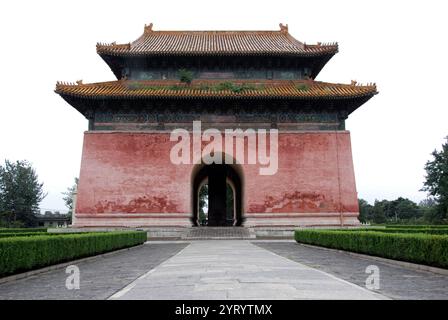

{"left": 294, "top": 230, "right": 448, "bottom": 268}
{"left": 0, "top": 231, "right": 147, "bottom": 276}
{"left": 0, "top": 232, "right": 48, "bottom": 239}
{"left": 385, "top": 225, "right": 448, "bottom": 229}
{"left": 0, "top": 232, "right": 91, "bottom": 239}
{"left": 385, "top": 229, "right": 448, "bottom": 235}
{"left": 338, "top": 228, "right": 448, "bottom": 235}
{"left": 0, "top": 228, "right": 47, "bottom": 234}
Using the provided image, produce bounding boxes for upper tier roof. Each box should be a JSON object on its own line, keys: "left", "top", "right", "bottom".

{"left": 96, "top": 23, "right": 338, "bottom": 57}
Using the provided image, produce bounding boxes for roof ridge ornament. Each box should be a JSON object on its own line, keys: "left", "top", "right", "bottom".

{"left": 144, "top": 23, "right": 154, "bottom": 35}
{"left": 279, "top": 23, "right": 288, "bottom": 33}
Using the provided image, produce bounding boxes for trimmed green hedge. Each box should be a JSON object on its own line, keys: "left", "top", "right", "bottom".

{"left": 385, "top": 225, "right": 448, "bottom": 229}
{"left": 336, "top": 228, "right": 448, "bottom": 235}
{"left": 294, "top": 229, "right": 448, "bottom": 268}
{"left": 0, "top": 231, "right": 147, "bottom": 276}
{"left": 0, "top": 228, "right": 47, "bottom": 234}
{"left": 0, "top": 232, "right": 48, "bottom": 239}
{"left": 0, "top": 232, "right": 89, "bottom": 239}
{"left": 383, "top": 229, "right": 448, "bottom": 235}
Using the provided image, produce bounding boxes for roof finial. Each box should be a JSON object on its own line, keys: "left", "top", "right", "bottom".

{"left": 76, "top": 80, "right": 83, "bottom": 85}
{"left": 144, "top": 23, "right": 154, "bottom": 35}
{"left": 279, "top": 23, "right": 288, "bottom": 33}
{"left": 351, "top": 80, "right": 357, "bottom": 86}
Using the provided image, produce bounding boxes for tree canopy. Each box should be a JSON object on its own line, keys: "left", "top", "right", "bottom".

{"left": 62, "top": 177, "right": 79, "bottom": 216}
{"left": 0, "top": 160, "right": 46, "bottom": 227}
{"left": 198, "top": 184, "right": 208, "bottom": 225}
{"left": 421, "top": 136, "right": 448, "bottom": 222}
{"left": 359, "top": 197, "right": 425, "bottom": 224}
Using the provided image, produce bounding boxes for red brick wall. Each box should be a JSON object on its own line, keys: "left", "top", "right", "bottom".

{"left": 74, "top": 131, "right": 359, "bottom": 227}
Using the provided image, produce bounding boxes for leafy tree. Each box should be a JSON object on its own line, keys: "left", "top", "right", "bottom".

{"left": 372, "top": 200, "right": 386, "bottom": 224}
{"left": 62, "top": 177, "right": 79, "bottom": 216}
{"left": 419, "top": 198, "right": 438, "bottom": 208}
{"left": 198, "top": 184, "right": 208, "bottom": 225}
{"left": 394, "top": 197, "right": 420, "bottom": 220}
{"left": 358, "top": 196, "right": 438, "bottom": 224}
{"left": 0, "top": 160, "right": 46, "bottom": 227}
{"left": 226, "top": 183, "right": 234, "bottom": 223}
{"left": 379, "top": 199, "right": 394, "bottom": 220}
{"left": 419, "top": 198, "right": 439, "bottom": 222}
{"left": 198, "top": 183, "right": 235, "bottom": 225}
{"left": 423, "top": 206, "right": 440, "bottom": 223}
{"left": 358, "top": 198, "right": 373, "bottom": 223}
{"left": 369, "top": 198, "right": 421, "bottom": 223}
{"left": 421, "top": 136, "right": 448, "bottom": 222}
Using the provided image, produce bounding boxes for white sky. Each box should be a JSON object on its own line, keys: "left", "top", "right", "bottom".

{"left": 0, "top": 0, "right": 447, "bottom": 211}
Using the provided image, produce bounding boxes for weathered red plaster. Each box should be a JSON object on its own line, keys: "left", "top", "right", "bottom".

{"left": 74, "top": 131, "right": 359, "bottom": 227}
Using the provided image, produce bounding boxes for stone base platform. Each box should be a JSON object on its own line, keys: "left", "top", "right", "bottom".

{"left": 49, "top": 225, "right": 364, "bottom": 240}
{"left": 182, "top": 227, "right": 255, "bottom": 240}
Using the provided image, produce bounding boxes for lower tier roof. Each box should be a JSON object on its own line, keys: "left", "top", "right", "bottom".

{"left": 55, "top": 79, "right": 377, "bottom": 100}
{"left": 55, "top": 79, "right": 377, "bottom": 120}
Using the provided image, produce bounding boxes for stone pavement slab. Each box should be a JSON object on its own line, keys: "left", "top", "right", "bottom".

{"left": 0, "top": 243, "right": 187, "bottom": 300}
{"left": 255, "top": 242, "right": 448, "bottom": 300}
{"left": 110, "top": 240, "right": 386, "bottom": 300}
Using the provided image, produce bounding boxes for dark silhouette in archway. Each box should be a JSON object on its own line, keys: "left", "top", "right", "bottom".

{"left": 192, "top": 163, "right": 243, "bottom": 226}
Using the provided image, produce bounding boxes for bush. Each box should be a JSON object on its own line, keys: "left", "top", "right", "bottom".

{"left": 0, "top": 232, "right": 48, "bottom": 238}
{"left": 0, "top": 217, "right": 25, "bottom": 228}
{"left": 336, "top": 227, "right": 448, "bottom": 235}
{"left": 0, "top": 232, "right": 89, "bottom": 239}
{"left": 213, "top": 81, "right": 257, "bottom": 93}
{"left": 0, "top": 231, "right": 147, "bottom": 276}
{"left": 381, "top": 228, "right": 448, "bottom": 235}
{"left": 0, "top": 228, "right": 47, "bottom": 233}
{"left": 178, "top": 69, "right": 193, "bottom": 85}
{"left": 294, "top": 229, "right": 448, "bottom": 268}
{"left": 385, "top": 225, "right": 448, "bottom": 229}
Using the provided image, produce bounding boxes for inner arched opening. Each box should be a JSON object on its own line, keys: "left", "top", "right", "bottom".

{"left": 192, "top": 162, "right": 243, "bottom": 227}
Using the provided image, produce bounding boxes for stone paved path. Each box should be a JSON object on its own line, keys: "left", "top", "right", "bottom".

{"left": 255, "top": 241, "right": 448, "bottom": 300}
{"left": 110, "top": 241, "right": 386, "bottom": 300}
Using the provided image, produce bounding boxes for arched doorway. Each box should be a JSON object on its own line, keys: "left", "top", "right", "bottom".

{"left": 192, "top": 162, "right": 243, "bottom": 227}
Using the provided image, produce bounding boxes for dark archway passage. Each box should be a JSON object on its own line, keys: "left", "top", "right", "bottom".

{"left": 192, "top": 163, "right": 243, "bottom": 226}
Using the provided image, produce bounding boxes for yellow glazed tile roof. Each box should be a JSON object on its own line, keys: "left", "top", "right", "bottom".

{"left": 55, "top": 79, "right": 377, "bottom": 100}
{"left": 96, "top": 23, "right": 338, "bottom": 57}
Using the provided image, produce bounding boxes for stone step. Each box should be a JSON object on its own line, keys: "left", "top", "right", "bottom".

{"left": 182, "top": 227, "right": 255, "bottom": 239}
